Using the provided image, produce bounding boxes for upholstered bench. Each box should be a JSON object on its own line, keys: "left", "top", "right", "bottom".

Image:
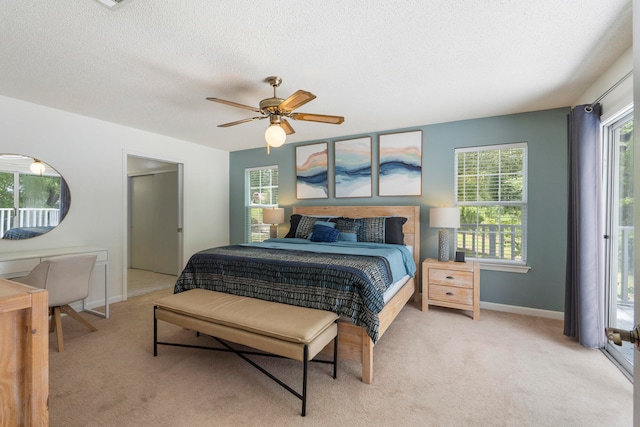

{"left": 153, "top": 288, "right": 339, "bottom": 416}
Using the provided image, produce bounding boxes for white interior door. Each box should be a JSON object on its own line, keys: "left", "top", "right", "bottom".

{"left": 153, "top": 171, "right": 179, "bottom": 275}
{"left": 129, "top": 174, "right": 154, "bottom": 270}
{"left": 129, "top": 172, "right": 180, "bottom": 275}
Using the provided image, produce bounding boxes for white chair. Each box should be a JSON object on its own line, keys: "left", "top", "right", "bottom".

{"left": 14, "top": 255, "right": 98, "bottom": 352}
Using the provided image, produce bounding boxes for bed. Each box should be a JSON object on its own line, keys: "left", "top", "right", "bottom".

{"left": 174, "top": 205, "right": 420, "bottom": 383}
{"left": 2, "top": 226, "right": 54, "bottom": 239}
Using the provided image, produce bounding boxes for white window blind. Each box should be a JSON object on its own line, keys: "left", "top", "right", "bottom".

{"left": 455, "top": 143, "right": 528, "bottom": 263}
{"left": 244, "top": 166, "right": 279, "bottom": 242}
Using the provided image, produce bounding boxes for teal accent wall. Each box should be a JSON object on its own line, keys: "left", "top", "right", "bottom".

{"left": 230, "top": 107, "right": 569, "bottom": 312}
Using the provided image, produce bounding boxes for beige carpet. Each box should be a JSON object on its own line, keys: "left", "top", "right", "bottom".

{"left": 49, "top": 289, "right": 632, "bottom": 426}
{"left": 126, "top": 269, "right": 177, "bottom": 298}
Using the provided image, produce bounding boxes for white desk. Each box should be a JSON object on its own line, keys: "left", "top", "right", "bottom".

{"left": 0, "top": 246, "right": 109, "bottom": 318}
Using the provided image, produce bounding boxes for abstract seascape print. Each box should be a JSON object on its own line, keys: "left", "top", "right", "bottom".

{"left": 378, "top": 130, "right": 422, "bottom": 196}
{"left": 296, "top": 142, "right": 329, "bottom": 199}
{"left": 335, "top": 137, "right": 372, "bottom": 198}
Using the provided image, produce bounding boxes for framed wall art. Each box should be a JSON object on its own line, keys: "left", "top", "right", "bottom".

{"left": 296, "top": 142, "right": 329, "bottom": 199}
{"left": 334, "top": 137, "right": 372, "bottom": 198}
{"left": 378, "top": 130, "right": 422, "bottom": 196}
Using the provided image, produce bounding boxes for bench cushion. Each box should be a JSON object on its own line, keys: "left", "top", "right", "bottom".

{"left": 154, "top": 289, "right": 339, "bottom": 345}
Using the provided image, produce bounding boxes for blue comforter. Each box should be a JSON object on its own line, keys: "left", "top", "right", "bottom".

{"left": 2, "top": 226, "right": 54, "bottom": 239}
{"left": 174, "top": 239, "right": 415, "bottom": 343}
{"left": 249, "top": 238, "right": 416, "bottom": 282}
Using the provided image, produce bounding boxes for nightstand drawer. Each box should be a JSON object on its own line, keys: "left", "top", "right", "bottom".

{"left": 429, "top": 269, "right": 473, "bottom": 288}
{"left": 428, "top": 284, "right": 473, "bottom": 305}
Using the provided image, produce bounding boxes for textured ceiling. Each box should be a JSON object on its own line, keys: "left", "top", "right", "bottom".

{"left": 0, "top": 1, "right": 632, "bottom": 152}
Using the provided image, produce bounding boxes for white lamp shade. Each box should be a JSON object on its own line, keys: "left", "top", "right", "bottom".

{"left": 262, "top": 207, "right": 285, "bottom": 225}
{"left": 430, "top": 207, "right": 460, "bottom": 228}
{"left": 30, "top": 160, "right": 46, "bottom": 176}
{"left": 265, "top": 125, "right": 286, "bottom": 147}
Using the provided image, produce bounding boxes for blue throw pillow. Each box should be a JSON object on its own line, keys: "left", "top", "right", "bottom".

{"left": 337, "top": 232, "right": 357, "bottom": 242}
{"left": 307, "top": 221, "right": 336, "bottom": 239}
{"left": 310, "top": 224, "right": 340, "bottom": 243}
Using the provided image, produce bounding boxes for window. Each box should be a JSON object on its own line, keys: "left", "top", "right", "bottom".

{"left": 245, "top": 166, "right": 279, "bottom": 242}
{"left": 0, "top": 170, "right": 63, "bottom": 237}
{"left": 455, "top": 143, "right": 527, "bottom": 264}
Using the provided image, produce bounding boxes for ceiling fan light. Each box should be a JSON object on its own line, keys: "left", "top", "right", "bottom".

{"left": 94, "top": 0, "right": 133, "bottom": 9}
{"left": 30, "top": 159, "right": 45, "bottom": 176}
{"left": 265, "top": 124, "right": 286, "bottom": 148}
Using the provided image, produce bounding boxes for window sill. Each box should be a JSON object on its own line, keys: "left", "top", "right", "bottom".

{"left": 476, "top": 261, "right": 531, "bottom": 274}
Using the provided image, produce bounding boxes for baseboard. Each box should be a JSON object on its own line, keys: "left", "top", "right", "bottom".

{"left": 71, "top": 295, "right": 123, "bottom": 313}
{"left": 480, "top": 301, "right": 564, "bottom": 320}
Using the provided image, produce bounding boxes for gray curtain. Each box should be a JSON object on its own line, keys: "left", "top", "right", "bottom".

{"left": 60, "top": 178, "right": 70, "bottom": 221}
{"left": 564, "top": 103, "right": 605, "bottom": 347}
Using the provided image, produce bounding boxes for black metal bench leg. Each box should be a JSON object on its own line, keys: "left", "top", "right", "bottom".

{"left": 302, "top": 345, "right": 308, "bottom": 417}
{"left": 153, "top": 306, "right": 158, "bottom": 357}
{"left": 333, "top": 334, "right": 338, "bottom": 379}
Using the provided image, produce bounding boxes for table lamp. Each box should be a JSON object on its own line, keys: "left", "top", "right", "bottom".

{"left": 430, "top": 207, "right": 460, "bottom": 262}
{"left": 262, "top": 207, "right": 285, "bottom": 238}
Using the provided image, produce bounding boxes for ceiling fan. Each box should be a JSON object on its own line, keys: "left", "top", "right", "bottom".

{"left": 207, "top": 76, "right": 344, "bottom": 152}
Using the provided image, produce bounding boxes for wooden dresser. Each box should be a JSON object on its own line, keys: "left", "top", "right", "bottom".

{"left": 0, "top": 278, "right": 49, "bottom": 426}
{"left": 422, "top": 258, "right": 480, "bottom": 320}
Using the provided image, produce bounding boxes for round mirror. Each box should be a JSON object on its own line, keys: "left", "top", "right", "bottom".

{"left": 0, "top": 154, "right": 70, "bottom": 240}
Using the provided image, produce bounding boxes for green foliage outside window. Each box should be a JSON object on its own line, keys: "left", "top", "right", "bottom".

{"left": 0, "top": 172, "right": 61, "bottom": 209}
{"left": 618, "top": 120, "right": 633, "bottom": 227}
{"left": 613, "top": 117, "right": 634, "bottom": 304}
{"left": 0, "top": 172, "right": 13, "bottom": 208}
{"left": 20, "top": 175, "right": 61, "bottom": 209}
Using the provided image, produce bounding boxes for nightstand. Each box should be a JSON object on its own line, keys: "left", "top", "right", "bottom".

{"left": 422, "top": 258, "right": 480, "bottom": 320}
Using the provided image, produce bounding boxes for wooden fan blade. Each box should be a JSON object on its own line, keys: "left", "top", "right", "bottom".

{"left": 289, "top": 112, "right": 345, "bottom": 124}
{"left": 207, "top": 97, "right": 262, "bottom": 113}
{"left": 280, "top": 119, "right": 295, "bottom": 135}
{"left": 218, "top": 116, "right": 266, "bottom": 127}
{"left": 278, "top": 90, "right": 316, "bottom": 112}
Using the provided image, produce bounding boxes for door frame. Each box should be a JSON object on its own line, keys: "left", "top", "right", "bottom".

{"left": 631, "top": 3, "right": 638, "bottom": 421}
{"left": 602, "top": 107, "right": 634, "bottom": 378}
{"left": 122, "top": 151, "right": 184, "bottom": 300}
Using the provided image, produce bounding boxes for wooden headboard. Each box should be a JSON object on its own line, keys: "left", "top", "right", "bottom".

{"left": 293, "top": 205, "right": 421, "bottom": 284}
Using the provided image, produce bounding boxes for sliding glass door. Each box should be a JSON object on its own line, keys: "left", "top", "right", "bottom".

{"left": 604, "top": 109, "right": 634, "bottom": 376}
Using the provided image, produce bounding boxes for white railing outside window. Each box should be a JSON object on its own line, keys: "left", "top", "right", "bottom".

{"left": 457, "top": 223, "right": 523, "bottom": 262}
{"left": 0, "top": 208, "right": 60, "bottom": 237}
{"left": 617, "top": 225, "right": 634, "bottom": 305}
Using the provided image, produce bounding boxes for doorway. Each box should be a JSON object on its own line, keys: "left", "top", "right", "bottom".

{"left": 126, "top": 155, "right": 183, "bottom": 297}
{"left": 604, "top": 109, "right": 634, "bottom": 377}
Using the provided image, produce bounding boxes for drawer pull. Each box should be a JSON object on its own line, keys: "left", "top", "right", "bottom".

{"left": 446, "top": 276, "right": 455, "bottom": 280}
{"left": 446, "top": 292, "right": 454, "bottom": 296}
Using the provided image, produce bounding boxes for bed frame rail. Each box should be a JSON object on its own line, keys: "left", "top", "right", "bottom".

{"left": 294, "top": 205, "right": 420, "bottom": 384}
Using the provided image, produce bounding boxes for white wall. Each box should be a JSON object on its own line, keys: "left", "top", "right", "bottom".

{"left": 0, "top": 95, "right": 229, "bottom": 306}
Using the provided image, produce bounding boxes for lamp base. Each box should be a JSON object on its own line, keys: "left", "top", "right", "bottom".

{"left": 438, "top": 228, "right": 449, "bottom": 262}
{"left": 269, "top": 224, "right": 278, "bottom": 239}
